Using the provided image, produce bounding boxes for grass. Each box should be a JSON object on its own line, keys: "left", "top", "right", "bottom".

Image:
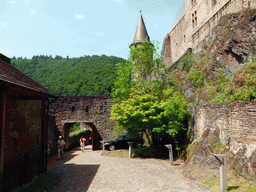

{"left": 185, "top": 139, "right": 202, "bottom": 160}
{"left": 103, "top": 145, "right": 169, "bottom": 159}
{"left": 202, "top": 170, "right": 256, "bottom": 192}
{"left": 69, "top": 128, "right": 84, "bottom": 137}
{"left": 104, "top": 149, "right": 130, "bottom": 158}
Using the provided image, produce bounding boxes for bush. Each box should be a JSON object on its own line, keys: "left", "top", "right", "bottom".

{"left": 133, "top": 145, "right": 169, "bottom": 159}
{"left": 180, "top": 52, "right": 194, "bottom": 73}
{"left": 189, "top": 70, "right": 207, "bottom": 88}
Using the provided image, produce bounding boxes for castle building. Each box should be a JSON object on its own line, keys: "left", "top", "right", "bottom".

{"left": 162, "top": 0, "right": 256, "bottom": 67}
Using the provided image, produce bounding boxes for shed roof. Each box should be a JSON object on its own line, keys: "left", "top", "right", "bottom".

{"left": 0, "top": 53, "right": 53, "bottom": 96}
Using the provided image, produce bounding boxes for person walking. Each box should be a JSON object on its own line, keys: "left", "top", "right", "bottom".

{"left": 57, "top": 136, "right": 65, "bottom": 160}
{"left": 79, "top": 136, "right": 86, "bottom": 152}
{"left": 47, "top": 139, "right": 52, "bottom": 154}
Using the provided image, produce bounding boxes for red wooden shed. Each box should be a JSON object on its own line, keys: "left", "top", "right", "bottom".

{"left": 0, "top": 53, "right": 56, "bottom": 192}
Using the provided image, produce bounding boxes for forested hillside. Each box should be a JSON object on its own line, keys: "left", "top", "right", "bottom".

{"left": 10, "top": 54, "right": 126, "bottom": 95}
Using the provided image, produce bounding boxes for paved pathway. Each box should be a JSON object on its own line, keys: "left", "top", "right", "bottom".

{"left": 47, "top": 146, "right": 213, "bottom": 192}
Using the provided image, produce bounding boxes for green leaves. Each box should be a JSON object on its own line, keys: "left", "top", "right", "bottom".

{"left": 110, "top": 40, "right": 189, "bottom": 146}
{"left": 111, "top": 89, "right": 188, "bottom": 145}
{"left": 111, "top": 61, "right": 133, "bottom": 103}
{"left": 10, "top": 55, "right": 126, "bottom": 95}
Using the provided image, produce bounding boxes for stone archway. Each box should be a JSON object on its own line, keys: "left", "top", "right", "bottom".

{"left": 50, "top": 95, "right": 116, "bottom": 151}
{"left": 63, "top": 121, "right": 102, "bottom": 150}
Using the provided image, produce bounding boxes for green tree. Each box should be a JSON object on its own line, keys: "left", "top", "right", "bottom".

{"left": 111, "top": 61, "right": 133, "bottom": 103}
{"left": 129, "top": 40, "right": 172, "bottom": 99}
{"left": 111, "top": 89, "right": 188, "bottom": 145}
{"left": 111, "top": 40, "right": 188, "bottom": 146}
{"left": 10, "top": 54, "right": 126, "bottom": 95}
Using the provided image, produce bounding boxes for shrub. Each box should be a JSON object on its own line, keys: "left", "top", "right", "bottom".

{"left": 133, "top": 145, "right": 169, "bottom": 159}
{"left": 189, "top": 70, "right": 207, "bottom": 88}
{"left": 180, "top": 52, "right": 195, "bottom": 73}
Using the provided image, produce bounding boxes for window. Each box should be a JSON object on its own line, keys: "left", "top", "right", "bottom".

{"left": 212, "top": 0, "right": 217, "bottom": 7}
{"left": 71, "top": 106, "right": 76, "bottom": 112}
{"left": 86, "top": 106, "right": 89, "bottom": 112}
{"left": 184, "top": 35, "right": 186, "bottom": 43}
{"left": 191, "top": 0, "right": 196, "bottom": 6}
{"left": 192, "top": 11, "right": 197, "bottom": 28}
{"left": 100, "top": 106, "right": 103, "bottom": 111}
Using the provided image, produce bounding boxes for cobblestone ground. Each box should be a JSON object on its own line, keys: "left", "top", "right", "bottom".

{"left": 47, "top": 146, "right": 214, "bottom": 192}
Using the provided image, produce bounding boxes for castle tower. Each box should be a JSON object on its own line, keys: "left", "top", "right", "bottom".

{"left": 130, "top": 11, "right": 152, "bottom": 49}
{"left": 130, "top": 11, "right": 154, "bottom": 82}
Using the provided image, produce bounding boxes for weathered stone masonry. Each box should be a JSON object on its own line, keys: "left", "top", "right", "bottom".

{"left": 50, "top": 95, "right": 116, "bottom": 150}
{"left": 163, "top": 0, "right": 256, "bottom": 67}
{"left": 189, "top": 100, "right": 256, "bottom": 175}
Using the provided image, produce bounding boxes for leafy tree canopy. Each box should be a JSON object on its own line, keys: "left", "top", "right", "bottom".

{"left": 111, "top": 88, "right": 188, "bottom": 145}
{"left": 10, "top": 54, "right": 126, "bottom": 95}
{"left": 111, "top": 40, "right": 189, "bottom": 146}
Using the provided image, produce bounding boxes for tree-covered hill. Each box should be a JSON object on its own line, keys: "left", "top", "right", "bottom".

{"left": 10, "top": 54, "right": 126, "bottom": 95}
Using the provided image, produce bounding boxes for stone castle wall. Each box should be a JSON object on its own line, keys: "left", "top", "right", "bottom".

{"left": 163, "top": 0, "right": 256, "bottom": 67}
{"left": 189, "top": 101, "right": 256, "bottom": 175}
{"left": 50, "top": 95, "right": 116, "bottom": 142}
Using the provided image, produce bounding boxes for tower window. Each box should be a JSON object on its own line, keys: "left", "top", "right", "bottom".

{"left": 191, "top": 0, "right": 196, "bottom": 6}
{"left": 192, "top": 11, "right": 197, "bottom": 28}
{"left": 71, "top": 106, "right": 76, "bottom": 112}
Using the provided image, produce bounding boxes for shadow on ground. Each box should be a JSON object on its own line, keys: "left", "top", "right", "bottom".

{"left": 227, "top": 186, "right": 240, "bottom": 191}
{"left": 14, "top": 147, "right": 99, "bottom": 192}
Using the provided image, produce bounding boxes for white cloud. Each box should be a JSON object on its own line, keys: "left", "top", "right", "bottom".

{"left": 94, "top": 31, "right": 105, "bottom": 36}
{"left": 23, "top": 0, "right": 30, "bottom": 5}
{"left": 31, "top": 10, "right": 36, "bottom": 14}
{"left": 0, "top": 48, "right": 11, "bottom": 56}
{"left": 75, "top": 14, "right": 85, "bottom": 19}
{"left": 4, "top": 22, "right": 7, "bottom": 26}
{"left": 11, "top": 1, "right": 16, "bottom": 4}
{"left": 114, "top": 0, "right": 122, "bottom": 4}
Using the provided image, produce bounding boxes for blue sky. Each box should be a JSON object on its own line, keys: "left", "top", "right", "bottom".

{"left": 0, "top": 0, "right": 184, "bottom": 60}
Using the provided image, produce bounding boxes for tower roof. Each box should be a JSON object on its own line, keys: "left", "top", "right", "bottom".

{"left": 133, "top": 11, "right": 150, "bottom": 44}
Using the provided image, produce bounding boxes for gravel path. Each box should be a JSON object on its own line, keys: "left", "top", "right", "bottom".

{"left": 47, "top": 146, "right": 213, "bottom": 192}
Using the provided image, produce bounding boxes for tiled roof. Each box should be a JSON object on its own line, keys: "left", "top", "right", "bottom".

{"left": 133, "top": 12, "right": 150, "bottom": 43}
{"left": 0, "top": 53, "right": 53, "bottom": 95}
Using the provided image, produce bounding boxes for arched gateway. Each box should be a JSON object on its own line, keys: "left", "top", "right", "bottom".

{"left": 50, "top": 95, "right": 115, "bottom": 150}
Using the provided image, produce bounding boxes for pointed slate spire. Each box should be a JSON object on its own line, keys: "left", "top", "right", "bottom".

{"left": 133, "top": 11, "right": 150, "bottom": 44}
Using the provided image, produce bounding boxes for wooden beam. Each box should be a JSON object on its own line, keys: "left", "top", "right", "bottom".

{"left": 8, "top": 96, "right": 47, "bottom": 100}
{"left": 39, "top": 99, "right": 47, "bottom": 175}
{"left": 0, "top": 88, "right": 7, "bottom": 191}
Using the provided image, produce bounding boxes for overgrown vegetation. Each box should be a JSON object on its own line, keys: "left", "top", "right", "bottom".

{"left": 111, "top": 41, "right": 189, "bottom": 152}
{"left": 170, "top": 50, "right": 256, "bottom": 105}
